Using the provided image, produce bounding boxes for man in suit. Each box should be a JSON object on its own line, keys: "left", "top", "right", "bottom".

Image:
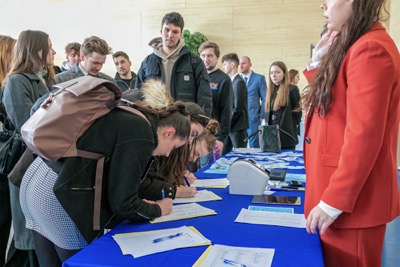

{"left": 221, "top": 53, "right": 248, "bottom": 154}
{"left": 239, "top": 56, "right": 266, "bottom": 148}
{"left": 56, "top": 36, "right": 115, "bottom": 84}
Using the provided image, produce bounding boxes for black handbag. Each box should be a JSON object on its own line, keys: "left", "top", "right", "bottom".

{"left": 259, "top": 124, "right": 281, "bottom": 153}
{"left": 244, "top": 124, "right": 281, "bottom": 153}
{"left": 0, "top": 126, "right": 25, "bottom": 176}
{"left": 245, "top": 124, "right": 296, "bottom": 153}
{"left": 0, "top": 89, "right": 26, "bottom": 176}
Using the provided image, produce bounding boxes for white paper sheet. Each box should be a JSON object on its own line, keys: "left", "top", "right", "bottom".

{"left": 113, "top": 226, "right": 211, "bottom": 258}
{"left": 194, "top": 244, "right": 275, "bottom": 267}
{"left": 173, "top": 190, "right": 222, "bottom": 204}
{"left": 151, "top": 203, "right": 217, "bottom": 223}
{"left": 235, "top": 208, "right": 306, "bottom": 228}
{"left": 193, "top": 178, "right": 229, "bottom": 188}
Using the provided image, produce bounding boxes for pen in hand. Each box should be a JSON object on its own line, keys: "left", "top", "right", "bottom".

{"left": 223, "top": 259, "right": 246, "bottom": 267}
{"left": 152, "top": 232, "right": 183, "bottom": 243}
{"left": 183, "top": 176, "right": 191, "bottom": 187}
{"left": 161, "top": 188, "right": 165, "bottom": 199}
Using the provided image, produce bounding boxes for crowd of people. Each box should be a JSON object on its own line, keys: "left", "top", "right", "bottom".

{"left": 1, "top": 0, "right": 399, "bottom": 266}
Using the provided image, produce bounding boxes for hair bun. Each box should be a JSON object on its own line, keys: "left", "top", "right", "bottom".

{"left": 175, "top": 103, "right": 189, "bottom": 116}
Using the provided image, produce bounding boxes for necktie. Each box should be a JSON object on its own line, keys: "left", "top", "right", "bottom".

{"left": 244, "top": 76, "right": 248, "bottom": 85}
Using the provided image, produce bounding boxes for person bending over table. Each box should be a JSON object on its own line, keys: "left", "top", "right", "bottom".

{"left": 131, "top": 81, "right": 221, "bottom": 199}
{"left": 19, "top": 100, "right": 191, "bottom": 267}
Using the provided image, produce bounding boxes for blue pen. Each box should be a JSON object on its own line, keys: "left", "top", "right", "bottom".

{"left": 223, "top": 259, "right": 246, "bottom": 267}
{"left": 161, "top": 188, "right": 165, "bottom": 199}
{"left": 153, "top": 232, "right": 183, "bottom": 243}
{"left": 183, "top": 176, "right": 191, "bottom": 187}
{"left": 270, "top": 186, "right": 305, "bottom": 192}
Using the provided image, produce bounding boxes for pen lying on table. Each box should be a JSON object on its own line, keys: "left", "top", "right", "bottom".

{"left": 153, "top": 232, "right": 183, "bottom": 243}
{"left": 270, "top": 186, "right": 305, "bottom": 192}
{"left": 223, "top": 259, "right": 246, "bottom": 267}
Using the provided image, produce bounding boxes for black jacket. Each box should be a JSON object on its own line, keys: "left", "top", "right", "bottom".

{"left": 231, "top": 75, "right": 249, "bottom": 132}
{"left": 265, "top": 84, "right": 302, "bottom": 148}
{"left": 114, "top": 71, "right": 137, "bottom": 92}
{"left": 208, "top": 69, "right": 234, "bottom": 143}
{"left": 135, "top": 46, "right": 212, "bottom": 117}
{"left": 53, "top": 109, "right": 161, "bottom": 242}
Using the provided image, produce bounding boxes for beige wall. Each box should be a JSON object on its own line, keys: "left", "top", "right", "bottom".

{"left": 390, "top": 0, "right": 400, "bottom": 165}
{"left": 0, "top": 0, "right": 399, "bottom": 164}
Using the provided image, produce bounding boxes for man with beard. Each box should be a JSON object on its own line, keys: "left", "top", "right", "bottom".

{"left": 199, "top": 41, "right": 233, "bottom": 154}
{"left": 113, "top": 51, "right": 136, "bottom": 92}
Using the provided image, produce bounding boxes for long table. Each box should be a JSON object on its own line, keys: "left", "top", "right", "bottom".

{"left": 62, "top": 151, "right": 324, "bottom": 267}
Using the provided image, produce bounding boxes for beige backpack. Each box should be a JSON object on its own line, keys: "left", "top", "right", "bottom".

{"left": 21, "top": 75, "right": 149, "bottom": 230}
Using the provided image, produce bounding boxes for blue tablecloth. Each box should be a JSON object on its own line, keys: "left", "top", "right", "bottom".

{"left": 63, "top": 151, "right": 324, "bottom": 267}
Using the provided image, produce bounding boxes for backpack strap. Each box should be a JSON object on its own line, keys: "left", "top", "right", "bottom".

{"left": 80, "top": 105, "right": 151, "bottom": 231}
{"left": 117, "top": 105, "right": 150, "bottom": 125}
{"left": 76, "top": 150, "right": 105, "bottom": 231}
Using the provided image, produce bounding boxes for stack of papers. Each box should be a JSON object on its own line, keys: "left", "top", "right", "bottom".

{"left": 113, "top": 226, "right": 211, "bottom": 258}
{"left": 193, "top": 178, "right": 229, "bottom": 188}
{"left": 151, "top": 203, "right": 217, "bottom": 223}
{"left": 193, "top": 244, "right": 275, "bottom": 267}
{"left": 235, "top": 208, "right": 306, "bottom": 228}
{"left": 173, "top": 190, "right": 222, "bottom": 204}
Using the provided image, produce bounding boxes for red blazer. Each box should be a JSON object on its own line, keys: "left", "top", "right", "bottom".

{"left": 303, "top": 22, "right": 400, "bottom": 229}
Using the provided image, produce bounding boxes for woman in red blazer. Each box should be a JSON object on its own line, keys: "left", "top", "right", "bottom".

{"left": 302, "top": 0, "right": 400, "bottom": 266}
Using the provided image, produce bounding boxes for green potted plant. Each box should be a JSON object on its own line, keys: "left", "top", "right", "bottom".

{"left": 182, "top": 30, "right": 207, "bottom": 55}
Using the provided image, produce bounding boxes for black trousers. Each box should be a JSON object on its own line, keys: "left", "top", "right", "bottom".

{"left": 222, "top": 129, "right": 248, "bottom": 155}
{"left": 0, "top": 177, "right": 11, "bottom": 266}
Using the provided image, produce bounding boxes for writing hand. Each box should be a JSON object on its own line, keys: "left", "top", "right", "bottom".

{"left": 186, "top": 171, "right": 197, "bottom": 184}
{"left": 156, "top": 198, "right": 173, "bottom": 216}
{"left": 306, "top": 205, "right": 335, "bottom": 235}
{"left": 213, "top": 140, "right": 223, "bottom": 155}
{"left": 176, "top": 186, "right": 197, "bottom": 198}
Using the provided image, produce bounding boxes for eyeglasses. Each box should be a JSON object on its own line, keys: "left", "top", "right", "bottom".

{"left": 191, "top": 114, "right": 210, "bottom": 127}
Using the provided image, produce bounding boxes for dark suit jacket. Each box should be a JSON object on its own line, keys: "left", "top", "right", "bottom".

{"left": 246, "top": 71, "right": 267, "bottom": 122}
{"left": 231, "top": 74, "right": 249, "bottom": 132}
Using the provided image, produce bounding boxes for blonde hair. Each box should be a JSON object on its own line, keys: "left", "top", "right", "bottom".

{"left": 265, "top": 61, "right": 290, "bottom": 112}
{"left": 192, "top": 119, "right": 219, "bottom": 155}
{"left": 0, "top": 35, "right": 16, "bottom": 86}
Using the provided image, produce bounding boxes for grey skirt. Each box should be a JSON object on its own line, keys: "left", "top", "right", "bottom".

{"left": 20, "top": 157, "right": 87, "bottom": 249}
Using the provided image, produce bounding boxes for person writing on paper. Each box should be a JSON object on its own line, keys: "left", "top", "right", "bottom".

{"left": 133, "top": 81, "right": 220, "bottom": 198}
{"left": 178, "top": 118, "right": 220, "bottom": 185}
{"left": 264, "top": 61, "right": 302, "bottom": 150}
{"left": 19, "top": 100, "right": 191, "bottom": 266}
{"left": 302, "top": 0, "right": 400, "bottom": 266}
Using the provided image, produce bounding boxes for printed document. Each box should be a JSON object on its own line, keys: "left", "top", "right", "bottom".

{"left": 113, "top": 225, "right": 211, "bottom": 258}
{"left": 173, "top": 190, "right": 222, "bottom": 204}
{"left": 193, "top": 178, "right": 229, "bottom": 188}
{"left": 193, "top": 244, "right": 275, "bottom": 267}
{"left": 151, "top": 203, "right": 217, "bottom": 223}
{"left": 235, "top": 208, "right": 306, "bottom": 228}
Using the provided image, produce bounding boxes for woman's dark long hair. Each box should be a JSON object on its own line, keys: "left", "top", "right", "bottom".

{"left": 157, "top": 102, "right": 208, "bottom": 186}
{"left": 5, "top": 30, "right": 55, "bottom": 88}
{"left": 302, "top": 0, "right": 387, "bottom": 117}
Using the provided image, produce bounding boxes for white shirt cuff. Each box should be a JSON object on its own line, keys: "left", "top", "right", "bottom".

{"left": 318, "top": 200, "right": 342, "bottom": 220}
